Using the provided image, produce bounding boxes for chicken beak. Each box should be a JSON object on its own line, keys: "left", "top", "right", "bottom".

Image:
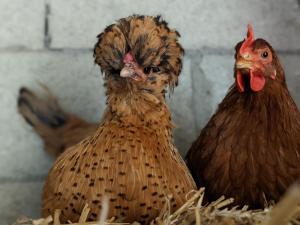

{"left": 235, "top": 59, "right": 253, "bottom": 70}
{"left": 235, "top": 59, "right": 266, "bottom": 93}
{"left": 120, "top": 64, "right": 147, "bottom": 82}
{"left": 120, "top": 65, "right": 134, "bottom": 78}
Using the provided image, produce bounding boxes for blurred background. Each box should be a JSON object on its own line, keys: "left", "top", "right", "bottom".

{"left": 0, "top": 0, "right": 300, "bottom": 224}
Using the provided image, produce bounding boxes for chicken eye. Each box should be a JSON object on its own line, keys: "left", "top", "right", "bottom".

{"left": 261, "top": 51, "right": 268, "bottom": 58}
{"left": 144, "top": 67, "right": 151, "bottom": 74}
{"left": 152, "top": 67, "right": 160, "bottom": 73}
{"left": 110, "top": 69, "right": 121, "bottom": 75}
{"left": 143, "top": 66, "right": 160, "bottom": 74}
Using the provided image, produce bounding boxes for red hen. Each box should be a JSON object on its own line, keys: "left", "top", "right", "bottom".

{"left": 187, "top": 24, "right": 300, "bottom": 208}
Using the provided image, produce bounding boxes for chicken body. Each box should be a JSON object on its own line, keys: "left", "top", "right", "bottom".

{"left": 187, "top": 25, "right": 300, "bottom": 208}
{"left": 44, "top": 89, "right": 195, "bottom": 223}
{"left": 27, "top": 15, "right": 196, "bottom": 223}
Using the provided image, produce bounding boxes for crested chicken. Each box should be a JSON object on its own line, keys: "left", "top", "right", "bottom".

{"left": 186, "top": 24, "right": 300, "bottom": 208}
{"left": 18, "top": 15, "right": 196, "bottom": 223}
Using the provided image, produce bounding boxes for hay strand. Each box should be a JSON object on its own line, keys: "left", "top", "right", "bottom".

{"left": 79, "top": 204, "right": 90, "bottom": 223}
{"left": 53, "top": 210, "right": 61, "bottom": 225}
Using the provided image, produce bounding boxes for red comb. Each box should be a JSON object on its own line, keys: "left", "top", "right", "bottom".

{"left": 123, "top": 52, "right": 134, "bottom": 64}
{"left": 240, "top": 24, "right": 254, "bottom": 55}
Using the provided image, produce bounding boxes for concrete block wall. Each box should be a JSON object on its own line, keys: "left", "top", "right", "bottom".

{"left": 0, "top": 0, "right": 300, "bottom": 224}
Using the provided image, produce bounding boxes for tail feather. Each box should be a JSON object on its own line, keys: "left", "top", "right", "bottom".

{"left": 18, "top": 87, "right": 98, "bottom": 157}
{"left": 18, "top": 87, "right": 67, "bottom": 127}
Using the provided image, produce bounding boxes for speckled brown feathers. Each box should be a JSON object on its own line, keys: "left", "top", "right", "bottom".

{"left": 42, "top": 15, "right": 195, "bottom": 223}
{"left": 186, "top": 39, "right": 300, "bottom": 208}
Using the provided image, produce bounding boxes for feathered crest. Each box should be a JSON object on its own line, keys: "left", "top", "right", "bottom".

{"left": 93, "top": 15, "right": 184, "bottom": 93}
{"left": 239, "top": 24, "right": 254, "bottom": 55}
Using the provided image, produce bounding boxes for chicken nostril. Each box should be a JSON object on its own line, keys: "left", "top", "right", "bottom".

{"left": 243, "top": 53, "right": 251, "bottom": 59}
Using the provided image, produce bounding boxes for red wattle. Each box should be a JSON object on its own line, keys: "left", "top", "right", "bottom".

{"left": 236, "top": 71, "right": 245, "bottom": 92}
{"left": 250, "top": 70, "right": 265, "bottom": 92}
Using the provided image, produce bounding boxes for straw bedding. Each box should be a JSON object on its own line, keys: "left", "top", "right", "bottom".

{"left": 12, "top": 183, "right": 300, "bottom": 225}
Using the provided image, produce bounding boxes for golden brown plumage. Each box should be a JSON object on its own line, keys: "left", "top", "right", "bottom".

{"left": 19, "top": 15, "right": 196, "bottom": 223}
{"left": 186, "top": 25, "right": 300, "bottom": 208}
